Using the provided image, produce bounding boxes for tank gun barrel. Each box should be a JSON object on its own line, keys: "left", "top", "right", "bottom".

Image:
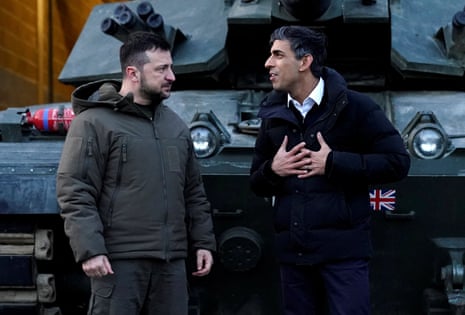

{"left": 136, "top": 1, "right": 155, "bottom": 22}
{"left": 101, "top": 3, "right": 152, "bottom": 38}
{"left": 100, "top": 1, "right": 185, "bottom": 49}
{"left": 101, "top": 17, "right": 130, "bottom": 42}
{"left": 146, "top": 13, "right": 165, "bottom": 33}
{"left": 117, "top": 5, "right": 149, "bottom": 33}
{"left": 135, "top": 1, "right": 166, "bottom": 34}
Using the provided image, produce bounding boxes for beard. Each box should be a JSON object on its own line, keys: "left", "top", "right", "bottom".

{"left": 139, "top": 76, "right": 170, "bottom": 104}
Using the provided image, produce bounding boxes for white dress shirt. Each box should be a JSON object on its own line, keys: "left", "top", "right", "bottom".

{"left": 287, "top": 77, "right": 325, "bottom": 119}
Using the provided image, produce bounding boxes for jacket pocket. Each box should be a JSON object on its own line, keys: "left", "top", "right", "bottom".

{"left": 88, "top": 275, "right": 115, "bottom": 315}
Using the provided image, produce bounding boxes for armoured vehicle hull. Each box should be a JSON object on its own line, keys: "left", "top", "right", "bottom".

{"left": 2, "top": 0, "right": 465, "bottom": 314}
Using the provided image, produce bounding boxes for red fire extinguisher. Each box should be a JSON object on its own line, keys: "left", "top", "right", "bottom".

{"left": 23, "top": 106, "right": 75, "bottom": 133}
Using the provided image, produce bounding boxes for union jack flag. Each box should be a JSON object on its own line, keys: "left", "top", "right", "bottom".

{"left": 370, "top": 189, "right": 396, "bottom": 211}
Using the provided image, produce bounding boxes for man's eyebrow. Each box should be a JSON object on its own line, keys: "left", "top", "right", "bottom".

{"left": 271, "top": 49, "right": 284, "bottom": 55}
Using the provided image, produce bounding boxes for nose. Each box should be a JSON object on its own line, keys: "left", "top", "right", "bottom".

{"left": 166, "top": 68, "right": 176, "bottom": 82}
{"left": 264, "top": 56, "right": 273, "bottom": 69}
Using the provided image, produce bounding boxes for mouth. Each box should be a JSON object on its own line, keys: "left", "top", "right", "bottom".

{"left": 269, "top": 72, "right": 277, "bottom": 81}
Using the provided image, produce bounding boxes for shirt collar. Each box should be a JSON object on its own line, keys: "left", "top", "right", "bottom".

{"left": 287, "top": 77, "right": 325, "bottom": 108}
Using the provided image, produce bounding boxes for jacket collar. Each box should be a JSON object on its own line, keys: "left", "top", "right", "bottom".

{"left": 259, "top": 67, "right": 348, "bottom": 120}
{"left": 71, "top": 79, "right": 160, "bottom": 119}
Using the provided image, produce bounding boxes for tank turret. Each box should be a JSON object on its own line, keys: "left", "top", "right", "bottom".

{"left": 59, "top": 0, "right": 465, "bottom": 91}
{"left": 3, "top": 1, "right": 465, "bottom": 314}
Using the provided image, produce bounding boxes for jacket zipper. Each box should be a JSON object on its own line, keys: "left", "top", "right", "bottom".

{"left": 152, "top": 109, "right": 171, "bottom": 261}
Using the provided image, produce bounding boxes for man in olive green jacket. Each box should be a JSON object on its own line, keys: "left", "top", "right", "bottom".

{"left": 56, "top": 31, "right": 216, "bottom": 315}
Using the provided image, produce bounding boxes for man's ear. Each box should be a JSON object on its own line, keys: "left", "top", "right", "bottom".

{"left": 126, "top": 66, "right": 139, "bottom": 82}
{"left": 299, "top": 54, "right": 313, "bottom": 72}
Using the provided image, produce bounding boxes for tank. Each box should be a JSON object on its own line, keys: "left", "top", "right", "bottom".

{"left": 2, "top": 0, "right": 465, "bottom": 314}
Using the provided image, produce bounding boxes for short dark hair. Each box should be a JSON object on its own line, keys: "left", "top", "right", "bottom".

{"left": 270, "top": 26, "right": 327, "bottom": 77}
{"left": 119, "top": 31, "right": 171, "bottom": 74}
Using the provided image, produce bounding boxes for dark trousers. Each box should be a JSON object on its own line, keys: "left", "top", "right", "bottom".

{"left": 87, "top": 259, "right": 188, "bottom": 315}
{"left": 280, "top": 259, "right": 370, "bottom": 315}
